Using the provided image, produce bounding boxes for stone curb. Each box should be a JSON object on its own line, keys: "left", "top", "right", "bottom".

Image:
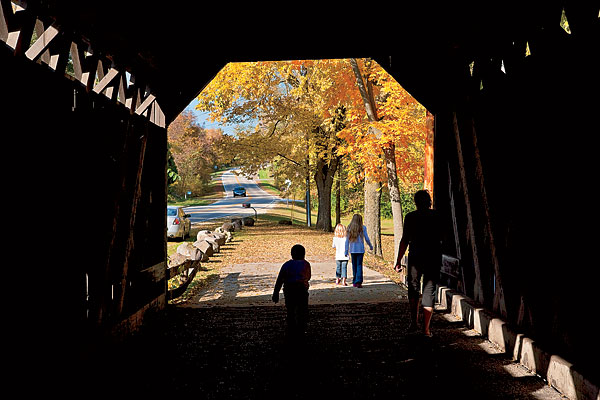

{"left": 436, "top": 286, "right": 599, "bottom": 400}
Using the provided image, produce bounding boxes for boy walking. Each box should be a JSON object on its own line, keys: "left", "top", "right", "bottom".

{"left": 272, "top": 244, "right": 311, "bottom": 337}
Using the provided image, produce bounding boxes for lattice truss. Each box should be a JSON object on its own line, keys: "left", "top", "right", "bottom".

{"left": 0, "top": 0, "right": 165, "bottom": 128}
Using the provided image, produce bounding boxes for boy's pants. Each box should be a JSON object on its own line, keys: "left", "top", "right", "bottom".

{"left": 283, "top": 284, "right": 309, "bottom": 334}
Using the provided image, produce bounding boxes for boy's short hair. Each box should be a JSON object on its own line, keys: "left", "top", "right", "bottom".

{"left": 291, "top": 244, "right": 305, "bottom": 260}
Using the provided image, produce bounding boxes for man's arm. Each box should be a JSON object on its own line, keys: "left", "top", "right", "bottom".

{"left": 272, "top": 268, "right": 284, "bottom": 303}
{"left": 395, "top": 236, "right": 409, "bottom": 272}
{"left": 395, "top": 214, "right": 412, "bottom": 272}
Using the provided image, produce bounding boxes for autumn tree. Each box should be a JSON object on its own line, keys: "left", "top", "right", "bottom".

{"left": 167, "top": 111, "right": 222, "bottom": 198}
{"left": 197, "top": 60, "right": 358, "bottom": 232}
{"left": 340, "top": 58, "right": 428, "bottom": 259}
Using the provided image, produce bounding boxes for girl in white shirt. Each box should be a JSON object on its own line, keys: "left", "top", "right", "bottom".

{"left": 332, "top": 223, "right": 349, "bottom": 286}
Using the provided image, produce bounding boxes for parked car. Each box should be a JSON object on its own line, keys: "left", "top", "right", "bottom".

{"left": 167, "top": 206, "right": 191, "bottom": 240}
{"left": 233, "top": 186, "right": 247, "bottom": 197}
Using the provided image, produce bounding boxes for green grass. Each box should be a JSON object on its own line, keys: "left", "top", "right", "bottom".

{"left": 168, "top": 170, "right": 226, "bottom": 207}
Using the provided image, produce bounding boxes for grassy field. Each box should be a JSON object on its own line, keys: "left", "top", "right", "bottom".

{"left": 167, "top": 169, "right": 226, "bottom": 207}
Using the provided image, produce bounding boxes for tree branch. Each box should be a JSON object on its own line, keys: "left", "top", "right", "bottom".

{"left": 276, "top": 152, "right": 302, "bottom": 166}
{"left": 349, "top": 58, "right": 378, "bottom": 122}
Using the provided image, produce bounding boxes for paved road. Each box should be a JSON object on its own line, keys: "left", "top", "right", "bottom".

{"left": 185, "top": 169, "right": 282, "bottom": 223}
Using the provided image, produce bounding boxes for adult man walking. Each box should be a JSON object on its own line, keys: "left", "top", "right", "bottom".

{"left": 394, "top": 190, "right": 442, "bottom": 337}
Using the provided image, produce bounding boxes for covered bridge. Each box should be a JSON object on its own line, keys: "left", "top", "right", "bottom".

{"left": 2, "top": 0, "right": 598, "bottom": 395}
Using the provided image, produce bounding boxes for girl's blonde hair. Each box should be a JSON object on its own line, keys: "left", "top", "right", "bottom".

{"left": 334, "top": 223, "right": 346, "bottom": 238}
{"left": 346, "top": 214, "right": 364, "bottom": 242}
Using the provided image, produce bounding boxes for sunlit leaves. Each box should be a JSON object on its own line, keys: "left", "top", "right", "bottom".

{"left": 195, "top": 59, "right": 426, "bottom": 195}
{"left": 337, "top": 59, "right": 427, "bottom": 189}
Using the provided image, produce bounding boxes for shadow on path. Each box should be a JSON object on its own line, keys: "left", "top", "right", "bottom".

{"left": 81, "top": 302, "right": 562, "bottom": 399}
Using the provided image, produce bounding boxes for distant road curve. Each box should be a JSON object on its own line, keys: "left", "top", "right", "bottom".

{"left": 184, "top": 169, "right": 282, "bottom": 223}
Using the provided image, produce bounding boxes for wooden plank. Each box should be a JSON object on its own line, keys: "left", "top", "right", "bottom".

{"left": 48, "top": 30, "right": 71, "bottom": 73}
{"left": 0, "top": 0, "right": 10, "bottom": 42}
{"left": 7, "top": 6, "right": 34, "bottom": 56}
{"left": 92, "top": 67, "right": 119, "bottom": 95}
{"left": 150, "top": 100, "right": 165, "bottom": 128}
{"left": 168, "top": 261, "right": 200, "bottom": 300}
{"left": 453, "top": 112, "right": 484, "bottom": 304}
{"left": 69, "top": 40, "right": 97, "bottom": 91}
{"left": 135, "top": 93, "right": 155, "bottom": 116}
{"left": 140, "top": 261, "right": 166, "bottom": 283}
{"left": 116, "top": 133, "right": 148, "bottom": 316}
{"left": 25, "top": 22, "right": 59, "bottom": 61}
{"left": 167, "top": 260, "right": 189, "bottom": 280}
{"left": 111, "top": 293, "right": 166, "bottom": 341}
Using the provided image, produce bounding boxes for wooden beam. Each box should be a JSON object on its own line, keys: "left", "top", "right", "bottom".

{"left": 4, "top": 2, "right": 34, "bottom": 56}
{"left": 71, "top": 42, "right": 97, "bottom": 92}
{"left": 116, "top": 133, "right": 148, "bottom": 316}
{"left": 141, "top": 261, "right": 166, "bottom": 282}
{"left": 453, "top": 112, "right": 484, "bottom": 304}
{"left": 150, "top": 100, "right": 165, "bottom": 128}
{"left": 0, "top": 0, "right": 9, "bottom": 42}
{"left": 48, "top": 31, "right": 71, "bottom": 73}
{"left": 69, "top": 41, "right": 84, "bottom": 80}
{"left": 135, "top": 93, "right": 156, "bottom": 116}
{"left": 92, "top": 67, "right": 119, "bottom": 95}
{"left": 25, "top": 22, "right": 59, "bottom": 61}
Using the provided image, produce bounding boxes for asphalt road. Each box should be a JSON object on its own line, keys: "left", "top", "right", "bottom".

{"left": 184, "top": 169, "right": 282, "bottom": 223}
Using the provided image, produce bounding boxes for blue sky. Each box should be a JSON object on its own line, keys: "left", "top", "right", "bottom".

{"left": 184, "top": 97, "right": 239, "bottom": 136}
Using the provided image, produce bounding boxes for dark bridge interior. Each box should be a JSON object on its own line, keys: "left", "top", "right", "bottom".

{"left": 2, "top": 1, "right": 598, "bottom": 396}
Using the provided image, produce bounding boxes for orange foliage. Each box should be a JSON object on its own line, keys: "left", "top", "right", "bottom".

{"left": 337, "top": 59, "right": 427, "bottom": 188}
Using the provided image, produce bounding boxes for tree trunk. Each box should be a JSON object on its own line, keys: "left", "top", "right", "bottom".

{"left": 383, "top": 143, "right": 403, "bottom": 261}
{"left": 314, "top": 156, "right": 339, "bottom": 232}
{"left": 350, "top": 58, "right": 394, "bottom": 258}
{"left": 364, "top": 178, "right": 382, "bottom": 256}
{"left": 335, "top": 159, "right": 342, "bottom": 226}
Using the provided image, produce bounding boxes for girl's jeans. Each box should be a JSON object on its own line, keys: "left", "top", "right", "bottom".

{"left": 351, "top": 253, "right": 364, "bottom": 284}
{"left": 335, "top": 260, "right": 348, "bottom": 278}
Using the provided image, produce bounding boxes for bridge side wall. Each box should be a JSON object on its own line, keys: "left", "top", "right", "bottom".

{"left": 432, "top": 5, "right": 598, "bottom": 377}
{"left": 2, "top": 43, "right": 167, "bottom": 353}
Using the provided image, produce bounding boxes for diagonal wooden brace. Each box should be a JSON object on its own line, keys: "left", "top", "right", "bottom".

{"left": 25, "top": 23, "right": 59, "bottom": 61}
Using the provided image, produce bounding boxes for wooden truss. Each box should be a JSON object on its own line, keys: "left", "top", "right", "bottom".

{"left": 0, "top": 0, "right": 165, "bottom": 128}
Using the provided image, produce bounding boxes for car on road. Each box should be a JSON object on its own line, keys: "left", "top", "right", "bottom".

{"left": 232, "top": 186, "right": 247, "bottom": 197}
{"left": 167, "top": 206, "right": 191, "bottom": 240}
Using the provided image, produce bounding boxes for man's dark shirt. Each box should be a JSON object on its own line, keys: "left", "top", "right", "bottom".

{"left": 403, "top": 209, "right": 442, "bottom": 270}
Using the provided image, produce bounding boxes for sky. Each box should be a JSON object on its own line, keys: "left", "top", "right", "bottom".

{"left": 184, "top": 98, "right": 240, "bottom": 136}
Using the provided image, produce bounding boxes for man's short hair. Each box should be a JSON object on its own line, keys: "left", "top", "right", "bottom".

{"left": 291, "top": 244, "right": 305, "bottom": 260}
{"left": 414, "top": 190, "right": 432, "bottom": 209}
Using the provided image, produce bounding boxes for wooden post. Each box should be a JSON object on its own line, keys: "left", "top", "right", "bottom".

{"left": 116, "top": 132, "right": 148, "bottom": 316}
{"left": 452, "top": 112, "right": 484, "bottom": 304}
